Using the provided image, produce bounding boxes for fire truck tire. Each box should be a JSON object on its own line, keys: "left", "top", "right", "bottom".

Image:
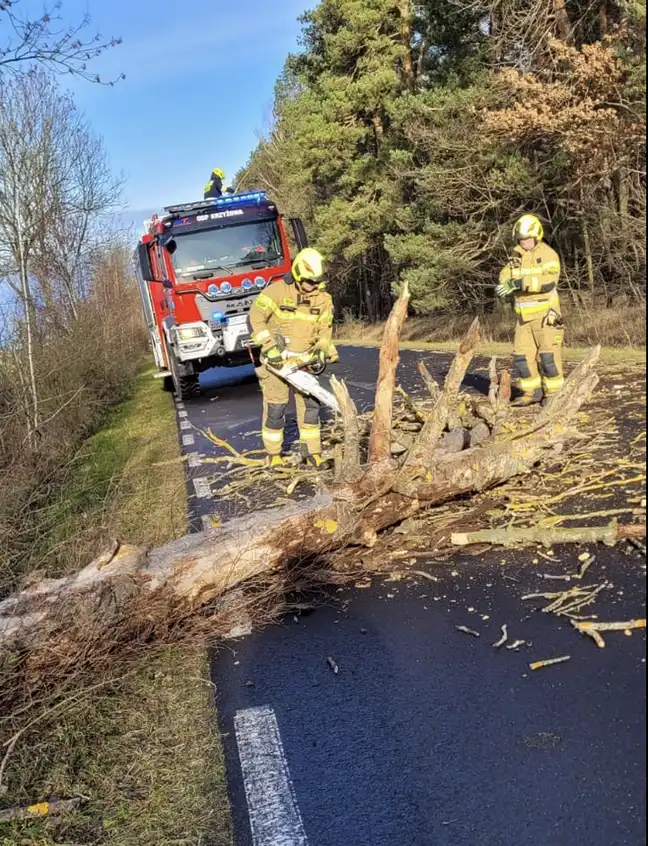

{"left": 176, "top": 375, "right": 200, "bottom": 400}
{"left": 167, "top": 344, "right": 200, "bottom": 400}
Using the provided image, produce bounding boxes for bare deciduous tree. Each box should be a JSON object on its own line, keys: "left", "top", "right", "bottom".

{"left": 0, "top": 70, "right": 122, "bottom": 441}
{"left": 0, "top": 0, "right": 124, "bottom": 83}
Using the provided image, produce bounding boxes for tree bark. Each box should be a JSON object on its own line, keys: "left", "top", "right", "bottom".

{"left": 452, "top": 521, "right": 646, "bottom": 548}
{"left": 599, "top": 0, "right": 609, "bottom": 37}
{"left": 397, "top": 0, "right": 416, "bottom": 91}
{"left": 368, "top": 281, "right": 410, "bottom": 463}
{"left": 553, "top": 0, "right": 573, "bottom": 42}
{"left": 331, "top": 375, "right": 362, "bottom": 483}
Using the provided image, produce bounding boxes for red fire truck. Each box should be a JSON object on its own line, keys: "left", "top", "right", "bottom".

{"left": 134, "top": 191, "right": 308, "bottom": 399}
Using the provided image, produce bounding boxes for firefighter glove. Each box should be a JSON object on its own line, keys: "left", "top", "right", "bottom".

{"left": 496, "top": 278, "right": 521, "bottom": 299}
{"left": 307, "top": 348, "right": 328, "bottom": 375}
{"left": 263, "top": 346, "right": 284, "bottom": 368}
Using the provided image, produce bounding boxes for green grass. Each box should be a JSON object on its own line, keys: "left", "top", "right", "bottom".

{"left": 335, "top": 306, "right": 646, "bottom": 366}
{"left": 336, "top": 332, "right": 646, "bottom": 366}
{"left": 0, "top": 370, "right": 233, "bottom": 846}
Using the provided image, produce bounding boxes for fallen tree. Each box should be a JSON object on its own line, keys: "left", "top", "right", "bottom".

{"left": 0, "top": 285, "right": 607, "bottom": 659}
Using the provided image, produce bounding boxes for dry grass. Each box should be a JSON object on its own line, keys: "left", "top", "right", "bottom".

{"left": 336, "top": 304, "right": 646, "bottom": 363}
{"left": 0, "top": 370, "right": 232, "bottom": 846}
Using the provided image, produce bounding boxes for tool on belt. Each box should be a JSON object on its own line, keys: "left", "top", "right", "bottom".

{"left": 542, "top": 309, "right": 564, "bottom": 329}
{"left": 266, "top": 351, "right": 341, "bottom": 414}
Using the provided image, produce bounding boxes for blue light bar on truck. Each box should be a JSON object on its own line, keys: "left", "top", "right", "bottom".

{"left": 164, "top": 192, "right": 268, "bottom": 215}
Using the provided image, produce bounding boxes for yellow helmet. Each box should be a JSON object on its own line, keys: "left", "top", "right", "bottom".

{"left": 212, "top": 168, "right": 225, "bottom": 180}
{"left": 513, "top": 214, "right": 544, "bottom": 242}
{"left": 292, "top": 247, "right": 326, "bottom": 285}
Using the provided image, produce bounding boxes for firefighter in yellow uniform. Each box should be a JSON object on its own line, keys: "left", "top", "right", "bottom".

{"left": 249, "top": 248, "right": 339, "bottom": 468}
{"left": 496, "top": 214, "right": 565, "bottom": 406}
{"left": 204, "top": 168, "right": 225, "bottom": 199}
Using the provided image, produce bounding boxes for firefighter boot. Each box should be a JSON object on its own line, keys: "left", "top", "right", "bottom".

{"left": 303, "top": 453, "right": 332, "bottom": 470}
{"left": 266, "top": 455, "right": 286, "bottom": 469}
{"left": 511, "top": 388, "right": 543, "bottom": 407}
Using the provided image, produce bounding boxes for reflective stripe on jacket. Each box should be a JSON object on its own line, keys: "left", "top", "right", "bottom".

{"left": 249, "top": 274, "right": 336, "bottom": 356}
{"left": 499, "top": 242, "right": 561, "bottom": 324}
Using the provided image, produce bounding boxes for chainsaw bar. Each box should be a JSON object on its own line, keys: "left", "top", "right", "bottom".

{"left": 269, "top": 364, "right": 340, "bottom": 413}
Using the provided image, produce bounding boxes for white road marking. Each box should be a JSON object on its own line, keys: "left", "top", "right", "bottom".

{"left": 192, "top": 478, "right": 212, "bottom": 499}
{"left": 187, "top": 453, "right": 201, "bottom": 468}
{"left": 179, "top": 419, "right": 191, "bottom": 430}
{"left": 234, "top": 705, "right": 309, "bottom": 846}
{"left": 225, "top": 415, "right": 260, "bottom": 431}
{"left": 178, "top": 409, "right": 189, "bottom": 418}
{"left": 176, "top": 401, "right": 185, "bottom": 409}
{"left": 182, "top": 433, "right": 195, "bottom": 447}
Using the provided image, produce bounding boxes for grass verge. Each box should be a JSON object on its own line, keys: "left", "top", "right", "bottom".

{"left": 336, "top": 310, "right": 646, "bottom": 366}
{"left": 0, "top": 369, "right": 232, "bottom": 846}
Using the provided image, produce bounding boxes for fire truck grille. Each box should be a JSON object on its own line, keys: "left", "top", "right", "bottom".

{"left": 194, "top": 292, "right": 258, "bottom": 323}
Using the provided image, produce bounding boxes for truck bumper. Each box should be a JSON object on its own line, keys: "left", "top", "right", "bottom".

{"left": 173, "top": 321, "right": 256, "bottom": 367}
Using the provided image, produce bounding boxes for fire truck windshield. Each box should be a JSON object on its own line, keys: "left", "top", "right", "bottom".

{"left": 170, "top": 220, "right": 284, "bottom": 281}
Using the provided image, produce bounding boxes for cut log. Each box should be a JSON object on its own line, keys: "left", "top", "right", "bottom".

{"left": 368, "top": 282, "right": 410, "bottom": 463}
{"left": 451, "top": 520, "right": 647, "bottom": 548}
{"left": 0, "top": 298, "right": 603, "bottom": 665}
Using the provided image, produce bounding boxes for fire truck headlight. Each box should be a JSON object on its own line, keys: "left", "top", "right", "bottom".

{"left": 177, "top": 326, "right": 206, "bottom": 341}
{"left": 255, "top": 276, "right": 266, "bottom": 289}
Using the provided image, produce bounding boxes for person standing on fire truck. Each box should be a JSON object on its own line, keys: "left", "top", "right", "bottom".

{"left": 204, "top": 168, "right": 225, "bottom": 199}
{"left": 249, "top": 248, "right": 339, "bottom": 469}
{"left": 496, "top": 214, "right": 564, "bottom": 406}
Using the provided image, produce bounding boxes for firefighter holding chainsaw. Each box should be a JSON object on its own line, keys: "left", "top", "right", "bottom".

{"left": 496, "top": 214, "right": 565, "bottom": 406}
{"left": 250, "top": 248, "right": 339, "bottom": 468}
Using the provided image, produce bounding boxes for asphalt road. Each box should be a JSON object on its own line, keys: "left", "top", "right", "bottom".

{"left": 174, "top": 346, "right": 646, "bottom": 846}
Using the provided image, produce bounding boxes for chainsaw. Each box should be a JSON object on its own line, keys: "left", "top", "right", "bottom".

{"left": 266, "top": 351, "right": 340, "bottom": 414}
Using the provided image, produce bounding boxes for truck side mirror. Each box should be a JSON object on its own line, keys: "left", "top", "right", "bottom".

{"left": 137, "top": 243, "right": 155, "bottom": 282}
{"left": 289, "top": 218, "right": 309, "bottom": 251}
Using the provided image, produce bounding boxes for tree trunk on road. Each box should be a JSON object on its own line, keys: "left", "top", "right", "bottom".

{"left": 0, "top": 289, "right": 605, "bottom": 661}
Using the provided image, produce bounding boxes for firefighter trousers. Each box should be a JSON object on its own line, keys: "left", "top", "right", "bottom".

{"left": 256, "top": 366, "right": 322, "bottom": 456}
{"left": 513, "top": 315, "right": 565, "bottom": 398}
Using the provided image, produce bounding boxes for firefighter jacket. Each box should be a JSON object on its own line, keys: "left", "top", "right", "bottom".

{"left": 204, "top": 176, "right": 223, "bottom": 199}
{"left": 249, "top": 274, "right": 337, "bottom": 359}
{"left": 499, "top": 242, "right": 561, "bottom": 324}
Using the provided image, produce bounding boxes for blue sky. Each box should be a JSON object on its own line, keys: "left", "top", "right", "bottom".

{"left": 55, "top": 0, "right": 312, "bottom": 226}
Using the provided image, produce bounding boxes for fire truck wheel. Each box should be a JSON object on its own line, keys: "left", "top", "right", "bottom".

{"left": 167, "top": 344, "right": 200, "bottom": 400}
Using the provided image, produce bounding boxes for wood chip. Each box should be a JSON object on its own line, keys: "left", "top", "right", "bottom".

{"left": 529, "top": 656, "right": 571, "bottom": 671}
{"left": 493, "top": 625, "right": 508, "bottom": 648}
{"left": 326, "top": 656, "right": 339, "bottom": 674}
{"left": 456, "top": 625, "right": 480, "bottom": 637}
